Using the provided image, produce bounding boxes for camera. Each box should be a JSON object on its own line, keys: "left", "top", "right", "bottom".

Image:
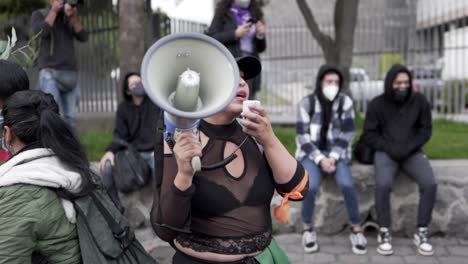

{"left": 247, "top": 18, "right": 257, "bottom": 24}
{"left": 64, "top": 0, "right": 83, "bottom": 7}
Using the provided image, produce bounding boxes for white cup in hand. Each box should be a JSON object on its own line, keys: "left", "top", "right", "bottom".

{"left": 242, "top": 100, "right": 261, "bottom": 115}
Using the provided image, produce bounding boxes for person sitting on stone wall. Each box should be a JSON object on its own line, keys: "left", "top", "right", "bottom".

{"left": 362, "top": 64, "right": 437, "bottom": 256}
{"left": 296, "top": 64, "right": 367, "bottom": 255}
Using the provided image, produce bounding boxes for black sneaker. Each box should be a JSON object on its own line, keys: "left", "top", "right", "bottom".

{"left": 414, "top": 227, "right": 434, "bottom": 256}
{"left": 377, "top": 227, "right": 393, "bottom": 255}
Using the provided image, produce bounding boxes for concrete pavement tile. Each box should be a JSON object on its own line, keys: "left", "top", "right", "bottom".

{"left": 285, "top": 244, "right": 307, "bottom": 254}
{"left": 286, "top": 252, "right": 304, "bottom": 263}
{"left": 332, "top": 235, "right": 351, "bottom": 245}
{"left": 370, "top": 255, "right": 405, "bottom": 264}
{"left": 431, "top": 237, "right": 461, "bottom": 246}
{"left": 275, "top": 233, "right": 302, "bottom": 245}
{"left": 437, "top": 257, "right": 468, "bottom": 264}
{"left": 433, "top": 246, "right": 449, "bottom": 257}
{"left": 404, "top": 256, "right": 439, "bottom": 264}
{"left": 337, "top": 255, "right": 370, "bottom": 263}
{"left": 321, "top": 244, "right": 350, "bottom": 254}
{"left": 316, "top": 235, "right": 334, "bottom": 244}
{"left": 392, "top": 245, "right": 416, "bottom": 256}
{"left": 447, "top": 246, "right": 468, "bottom": 257}
{"left": 303, "top": 252, "right": 336, "bottom": 263}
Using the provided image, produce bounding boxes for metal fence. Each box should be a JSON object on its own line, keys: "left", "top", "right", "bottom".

{"left": 76, "top": 0, "right": 119, "bottom": 113}
{"left": 14, "top": 0, "right": 468, "bottom": 123}
{"left": 158, "top": 1, "right": 468, "bottom": 123}
{"left": 258, "top": 0, "right": 468, "bottom": 122}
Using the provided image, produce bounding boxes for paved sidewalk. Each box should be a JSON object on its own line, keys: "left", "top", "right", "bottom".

{"left": 147, "top": 231, "right": 468, "bottom": 264}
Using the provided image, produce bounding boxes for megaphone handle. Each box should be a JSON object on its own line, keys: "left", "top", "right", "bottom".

{"left": 191, "top": 156, "right": 201, "bottom": 172}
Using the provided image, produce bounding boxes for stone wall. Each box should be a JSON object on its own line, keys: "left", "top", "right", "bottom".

{"left": 99, "top": 160, "right": 468, "bottom": 243}
{"left": 271, "top": 160, "right": 468, "bottom": 238}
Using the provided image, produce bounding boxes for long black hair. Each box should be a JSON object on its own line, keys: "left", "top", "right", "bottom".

{"left": 122, "top": 72, "right": 141, "bottom": 102}
{"left": 214, "top": 0, "right": 264, "bottom": 21}
{"left": 0, "top": 60, "right": 29, "bottom": 103}
{"left": 2, "top": 90, "right": 98, "bottom": 196}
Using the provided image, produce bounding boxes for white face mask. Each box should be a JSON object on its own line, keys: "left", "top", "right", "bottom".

{"left": 322, "top": 85, "right": 339, "bottom": 101}
{"left": 235, "top": 0, "right": 251, "bottom": 9}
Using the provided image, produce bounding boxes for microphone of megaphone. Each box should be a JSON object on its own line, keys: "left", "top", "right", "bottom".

{"left": 141, "top": 32, "right": 240, "bottom": 172}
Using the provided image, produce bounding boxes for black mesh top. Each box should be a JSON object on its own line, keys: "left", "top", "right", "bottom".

{"left": 152, "top": 119, "right": 305, "bottom": 255}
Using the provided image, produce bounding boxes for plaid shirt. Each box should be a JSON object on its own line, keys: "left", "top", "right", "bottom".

{"left": 295, "top": 93, "right": 356, "bottom": 164}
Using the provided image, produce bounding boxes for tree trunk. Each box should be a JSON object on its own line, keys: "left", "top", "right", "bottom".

{"left": 118, "top": 0, "right": 145, "bottom": 101}
{"left": 296, "top": 0, "right": 359, "bottom": 93}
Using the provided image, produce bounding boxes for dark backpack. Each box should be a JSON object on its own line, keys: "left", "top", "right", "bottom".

{"left": 112, "top": 139, "right": 151, "bottom": 193}
{"left": 353, "top": 135, "right": 375, "bottom": 165}
{"left": 66, "top": 187, "right": 157, "bottom": 264}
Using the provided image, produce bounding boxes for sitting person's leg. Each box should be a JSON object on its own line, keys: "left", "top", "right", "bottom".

{"left": 300, "top": 157, "right": 322, "bottom": 253}
{"left": 101, "top": 160, "right": 123, "bottom": 211}
{"left": 374, "top": 151, "right": 399, "bottom": 256}
{"left": 401, "top": 151, "right": 437, "bottom": 256}
{"left": 334, "top": 160, "right": 367, "bottom": 255}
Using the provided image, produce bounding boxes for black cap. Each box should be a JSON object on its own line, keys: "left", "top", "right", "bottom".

{"left": 236, "top": 56, "right": 261, "bottom": 80}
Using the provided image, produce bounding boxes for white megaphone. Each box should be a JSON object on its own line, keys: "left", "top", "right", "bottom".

{"left": 141, "top": 33, "right": 240, "bottom": 172}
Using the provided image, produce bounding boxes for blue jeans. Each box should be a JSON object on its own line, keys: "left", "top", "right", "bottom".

{"left": 39, "top": 69, "right": 80, "bottom": 131}
{"left": 101, "top": 151, "right": 155, "bottom": 211}
{"left": 301, "top": 158, "right": 361, "bottom": 226}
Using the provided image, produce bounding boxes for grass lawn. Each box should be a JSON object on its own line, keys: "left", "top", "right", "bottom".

{"left": 80, "top": 118, "right": 468, "bottom": 161}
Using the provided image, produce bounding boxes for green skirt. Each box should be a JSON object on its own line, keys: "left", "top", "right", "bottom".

{"left": 254, "top": 239, "right": 290, "bottom": 264}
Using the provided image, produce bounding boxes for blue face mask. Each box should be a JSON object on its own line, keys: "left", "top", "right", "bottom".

{"left": 1, "top": 131, "right": 11, "bottom": 156}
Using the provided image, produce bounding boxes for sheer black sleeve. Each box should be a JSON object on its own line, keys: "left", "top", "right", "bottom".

{"left": 151, "top": 154, "right": 195, "bottom": 242}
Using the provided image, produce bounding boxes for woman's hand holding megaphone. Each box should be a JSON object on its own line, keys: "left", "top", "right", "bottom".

{"left": 173, "top": 132, "right": 203, "bottom": 191}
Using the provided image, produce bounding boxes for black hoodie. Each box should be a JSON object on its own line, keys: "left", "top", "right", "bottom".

{"left": 362, "top": 64, "right": 432, "bottom": 161}
{"left": 314, "top": 64, "right": 343, "bottom": 150}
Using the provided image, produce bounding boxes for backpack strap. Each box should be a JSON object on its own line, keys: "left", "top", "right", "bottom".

{"left": 337, "top": 94, "right": 345, "bottom": 121}
{"left": 307, "top": 94, "right": 316, "bottom": 118}
{"left": 307, "top": 93, "right": 344, "bottom": 120}
{"left": 89, "top": 192, "right": 131, "bottom": 249}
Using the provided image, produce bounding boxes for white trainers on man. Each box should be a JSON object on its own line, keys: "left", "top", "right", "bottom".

{"left": 377, "top": 227, "right": 394, "bottom": 255}
{"left": 349, "top": 230, "right": 367, "bottom": 255}
{"left": 414, "top": 227, "right": 434, "bottom": 256}
{"left": 302, "top": 230, "right": 319, "bottom": 253}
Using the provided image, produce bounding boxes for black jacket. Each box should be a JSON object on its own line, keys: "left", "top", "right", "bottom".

{"left": 31, "top": 7, "right": 88, "bottom": 70}
{"left": 362, "top": 64, "right": 432, "bottom": 161}
{"left": 206, "top": 11, "right": 266, "bottom": 58}
{"left": 107, "top": 97, "right": 161, "bottom": 153}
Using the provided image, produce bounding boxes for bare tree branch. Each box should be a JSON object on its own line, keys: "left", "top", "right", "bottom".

{"left": 297, "top": 0, "right": 360, "bottom": 93}
{"left": 296, "top": 0, "right": 334, "bottom": 48}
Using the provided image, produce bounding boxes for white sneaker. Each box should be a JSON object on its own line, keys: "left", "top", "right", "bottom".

{"left": 414, "top": 227, "right": 434, "bottom": 256}
{"left": 377, "top": 227, "right": 394, "bottom": 256}
{"left": 349, "top": 230, "right": 367, "bottom": 255}
{"left": 302, "top": 230, "right": 319, "bottom": 253}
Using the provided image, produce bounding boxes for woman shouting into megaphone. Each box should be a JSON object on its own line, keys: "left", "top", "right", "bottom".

{"left": 152, "top": 56, "right": 308, "bottom": 264}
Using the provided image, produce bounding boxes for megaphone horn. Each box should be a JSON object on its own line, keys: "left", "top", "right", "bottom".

{"left": 141, "top": 32, "right": 240, "bottom": 171}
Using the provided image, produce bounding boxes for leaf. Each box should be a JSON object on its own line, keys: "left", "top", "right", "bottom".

{"left": 0, "top": 40, "right": 7, "bottom": 53}
{"left": 0, "top": 27, "right": 19, "bottom": 60}
{"left": 11, "top": 27, "right": 17, "bottom": 46}
{"left": 0, "top": 36, "right": 12, "bottom": 60}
